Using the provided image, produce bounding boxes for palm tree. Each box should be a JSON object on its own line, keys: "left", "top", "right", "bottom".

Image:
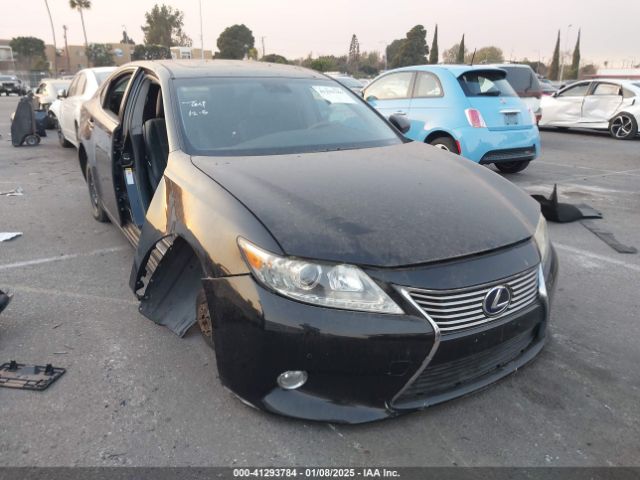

{"left": 69, "top": 0, "right": 91, "bottom": 50}
{"left": 44, "top": 0, "right": 58, "bottom": 74}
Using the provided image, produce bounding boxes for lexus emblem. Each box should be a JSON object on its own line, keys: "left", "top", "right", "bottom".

{"left": 482, "top": 286, "right": 511, "bottom": 316}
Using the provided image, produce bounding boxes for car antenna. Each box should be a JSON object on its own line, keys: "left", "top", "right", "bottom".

{"left": 469, "top": 49, "right": 477, "bottom": 66}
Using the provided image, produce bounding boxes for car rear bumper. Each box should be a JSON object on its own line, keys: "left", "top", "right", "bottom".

{"left": 456, "top": 126, "right": 541, "bottom": 163}
{"left": 203, "top": 242, "right": 558, "bottom": 424}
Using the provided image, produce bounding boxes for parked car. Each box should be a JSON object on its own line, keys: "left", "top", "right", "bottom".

{"left": 34, "top": 78, "right": 71, "bottom": 111}
{"left": 363, "top": 65, "right": 541, "bottom": 173}
{"left": 489, "top": 64, "right": 543, "bottom": 122}
{"left": 0, "top": 75, "right": 27, "bottom": 96}
{"left": 333, "top": 75, "right": 365, "bottom": 94}
{"left": 539, "top": 79, "right": 640, "bottom": 139}
{"left": 78, "top": 60, "right": 557, "bottom": 423}
{"left": 540, "top": 80, "right": 558, "bottom": 96}
{"left": 51, "top": 67, "right": 116, "bottom": 147}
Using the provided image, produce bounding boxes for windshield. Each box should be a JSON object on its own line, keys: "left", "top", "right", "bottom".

{"left": 458, "top": 70, "right": 517, "bottom": 97}
{"left": 175, "top": 77, "right": 401, "bottom": 156}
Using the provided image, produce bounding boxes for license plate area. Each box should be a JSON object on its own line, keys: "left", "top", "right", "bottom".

{"left": 504, "top": 112, "right": 519, "bottom": 126}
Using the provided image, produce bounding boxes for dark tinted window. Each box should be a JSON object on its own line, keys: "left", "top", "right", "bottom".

{"left": 557, "top": 83, "right": 590, "bottom": 97}
{"left": 104, "top": 73, "right": 133, "bottom": 116}
{"left": 500, "top": 66, "right": 541, "bottom": 94}
{"left": 175, "top": 77, "right": 401, "bottom": 156}
{"left": 414, "top": 72, "right": 443, "bottom": 97}
{"left": 458, "top": 70, "right": 517, "bottom": 97}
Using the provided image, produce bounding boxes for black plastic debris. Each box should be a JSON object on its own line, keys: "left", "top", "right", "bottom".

{"left": 10, "top": 94, "right": 40, "bottom": 147}
{"left": 531, "top": 184, "right": 603, "bottom": 223}
{"left": 0, "top": 289, "right": 11, "bottom": 314}
{"left": 0, "top": 361, "right": 65, "bottom": 391}
{"left": 581, "top": 220, "right": 638, "bottom": 254}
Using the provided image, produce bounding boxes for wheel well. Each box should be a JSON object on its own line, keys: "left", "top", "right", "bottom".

{"left": 78, "top": 145, "right": 88, "bottom": 180}
{"left": 424, "top": 130, "right": 455, "bottom": 144}
{"left": 138, "top": 236, "right": 206, "bottom": 337}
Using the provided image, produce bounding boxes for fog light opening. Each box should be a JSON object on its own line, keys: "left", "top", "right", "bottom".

{"left": 277, "top": 370, "right": 308, "bottom": 390}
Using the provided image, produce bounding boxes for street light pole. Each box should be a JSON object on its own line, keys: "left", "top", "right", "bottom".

{"left": 199, "top": 0, "right": 204, "bottom": 60}
{"left": 559, "top": 24, "right": 572, "bottom": 82}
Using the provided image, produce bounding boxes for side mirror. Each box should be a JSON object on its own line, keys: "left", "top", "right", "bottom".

{"left": 365, "top": 95, "right": 378, "bottom": 103}
{"left": 388, "top": 114, "right": 411, "bottom": 134}
{"left": 57, "top": 89, "right": 67, "bottom": 99}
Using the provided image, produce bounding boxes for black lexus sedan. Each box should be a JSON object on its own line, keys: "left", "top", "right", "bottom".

{"left": 77, "top": 60, "right": 558, "bottom": 423}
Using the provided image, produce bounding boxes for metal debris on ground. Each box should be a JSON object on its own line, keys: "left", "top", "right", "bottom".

{"left": 581, "top": 220, "right": 638, "bottom": 254}
{"left": 532, "top": 184, "right": 603, "bottom": 223}
{"left": 0, "top": 186, "right": 24, "bottom": 196}
{"left": 0, "top": 361, "right": 66, "bottom": 391}
{"left": 0, "top": 232, "right": 22, "bottom": 242}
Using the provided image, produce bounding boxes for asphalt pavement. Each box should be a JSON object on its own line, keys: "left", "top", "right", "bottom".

{"left": 0, "top": 96, "right": 638, "bottom": 466}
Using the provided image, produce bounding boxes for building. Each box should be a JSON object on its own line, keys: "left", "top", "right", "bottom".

{"left": 592, "top": 68, "right": 640, "bottom": 80}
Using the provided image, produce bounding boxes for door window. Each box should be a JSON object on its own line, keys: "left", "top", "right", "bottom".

{"left": 364, "top": 72, "right": 413, "bottom": 100}
{"left": 67, "top": 76, "right": 80, "bottom": 97}
{"left": 591, "top": 83, "right": 621, "bottom": 96}
{"left": 103, "top": 72, "right": 133, "bottom": 117}
{"left": 75, "top": 74, "right": 87, "bottom": 96}
{"left": 413, "top": 72, "right": 443, "bottom": 98}
{"left": 557, "top": 83, "right": 590, "bottom": 97}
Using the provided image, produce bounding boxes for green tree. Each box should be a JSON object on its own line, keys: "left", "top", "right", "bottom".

{"left": 9, "top": 36, "right": 46, "bottom": 70}
{"left": 309, "top": 56, "right": 337, "bottom": 72}
{"left": 548, "top": 30, "right": 561, "bottom": 81}
{"left": 216, "top": 24, "right": 254, "bottom": 59}
{"left": 393, "top": 25, "right": 428, "bottom": 67}
{"left": 86, "top": 43, "right": 113, "bottom": 66}
{"left": 428, "top": 24, "right": 439, "bottom": 64}
{"left": 131, "top": 44, "right": 171, "bottom": 60}
{"left": 121, "top": 30, "right": 135, "bottom": 45}
{"left": 385, "top": 38, "right": 405, "bottom": 69}
{"left": 472, "top": 46, "right": 504, "bottom": 64}
{"left": 579, "top": 64, "right": 596, "bottom": 79}
{"left": 141, "top": 4, "right": 192, "bottom": 47}
{"left": 69, "top": 0, "right": 91, "bottom": 50}
{"left": 348, "top": 34, "right": 360, "bottom": 73}
{"left": 358, "top": 51, "right": 383, "bottom": 76}
{"left": 261, "top": 53, "right": 288, "bottom": 64}
{"left": 442, "top": 42, "right": 465, "bottom": 64}
{"left": 569, "top": 29, "right": 581, "bottom": 79}
{"left": 456, "top": 35, "right": 465, "bottom": 63}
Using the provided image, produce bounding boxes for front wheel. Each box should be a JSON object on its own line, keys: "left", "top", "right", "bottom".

{"left": 85, "top": 164, "right": 109, "bottom": 223}
{"left": 609, "top": 113, "right": 638, "bottom": 140}
{"left": 428, "top": 136, "right": 459, "bottom": 153}
{"left": 495, "top": 160, "right": 530, "bottom": 174}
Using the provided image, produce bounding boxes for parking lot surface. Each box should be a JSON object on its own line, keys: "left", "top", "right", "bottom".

{"left": 0, "top": 96, "right": 639, "bottom": 466}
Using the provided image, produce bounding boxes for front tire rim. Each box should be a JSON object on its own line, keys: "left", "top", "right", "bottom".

{"left": 611, "top": 115, "right": 634, "bottom": 138}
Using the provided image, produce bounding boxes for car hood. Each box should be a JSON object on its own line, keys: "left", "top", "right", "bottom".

{"left": 192, "top": 142, "right": 540, "bottom": 267}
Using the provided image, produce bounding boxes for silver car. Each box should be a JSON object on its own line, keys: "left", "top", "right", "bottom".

{"left": 539, "top": 79, "right": 640, "bottom": 139}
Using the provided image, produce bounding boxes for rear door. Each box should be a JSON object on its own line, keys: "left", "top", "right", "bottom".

{"left": 458, "top": 69, "right": 532, "bottom": 130}
{"left": 581, "top": 82, "right": 624, "bottom": 124}
{"left": 61, "top": 73, "right": 86, "bottom": 143}
{"left": 407, "top": 71, "right": 448, "bottom": 138}
{"left": 363, "top": 71, "right": 414, "bottom": 119}
{"left": 92, "top": 69, "right": 136, "bottom": 220}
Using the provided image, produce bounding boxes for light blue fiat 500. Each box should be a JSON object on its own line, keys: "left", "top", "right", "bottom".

{"left": 363, "top": 65, "right": 541, "bottom": 173}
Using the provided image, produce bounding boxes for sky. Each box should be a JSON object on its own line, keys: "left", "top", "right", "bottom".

{"left": 3, "top": 0, "right": 639, "bottom": 68}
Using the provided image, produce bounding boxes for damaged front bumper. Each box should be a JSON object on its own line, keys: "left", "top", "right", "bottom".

{"left": 201, "top": 241, "right": 558, "bottom": 424}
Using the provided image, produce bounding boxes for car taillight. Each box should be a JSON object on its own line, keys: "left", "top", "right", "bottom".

{"left": 465, "top": 108, "right": 486, "bottom": 128}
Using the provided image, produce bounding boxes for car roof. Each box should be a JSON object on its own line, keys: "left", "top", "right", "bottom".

{"left": 131, "top": 59, "right": 326, "bottom": 80}
{"left": 390, "top": 64, "right": 506, "bottom": 77}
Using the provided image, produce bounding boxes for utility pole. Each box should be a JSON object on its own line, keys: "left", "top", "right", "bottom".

{"left": 44, "top": 0, "right": 58, "bottom": 75}
{"left": 62, "top": 25, "right": 70, "bottom": 73}
{"left": 261, "top": 36, "right": 266, "bottom": 58}
{"left": 199, "top": 0, "right": 204, "bottom": 60}
{"left": 559, "top": 24, "right": 572, "bottom": 82}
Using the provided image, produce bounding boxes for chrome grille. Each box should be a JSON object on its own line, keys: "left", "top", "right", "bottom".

{"left": 405, "top": 267, "right": 539, "bottom": 333}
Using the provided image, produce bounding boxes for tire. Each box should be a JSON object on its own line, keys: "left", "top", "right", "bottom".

{"left": 609, "top": 113, "right": 638, "bottom": 140}
{"left": 428, "top": 136, "right": 459, "bottom": 153}
{"left": 85, "top": 164, "right": 109, "bottom": 223}
{"left": 556, "top": 127, "right": 570, "bottom": 132}
{"left": 46, "top": 112, "right": 57, "bottom": 130}
{"left": 495, "top": 160, "right": 530, "bottom": 174}
{"left": 196, "top": 290, "right": 214, "bottom": 348}
{"left": 58, "top": 123, "right": 73, "bottom": 148}
{"left": 25, "top": 135, "right": 40, "bottom": 146}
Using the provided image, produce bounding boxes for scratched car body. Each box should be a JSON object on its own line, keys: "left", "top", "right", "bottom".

{"left": 77, "top": 60, "right": 558, "bottom": 423}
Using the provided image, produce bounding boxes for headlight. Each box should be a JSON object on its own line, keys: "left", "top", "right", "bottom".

{"left": 533, "top": 214, "right": 550, "bottom": 263}
{"left": 238, "top": 238, "right": 403, "bottom": 314}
